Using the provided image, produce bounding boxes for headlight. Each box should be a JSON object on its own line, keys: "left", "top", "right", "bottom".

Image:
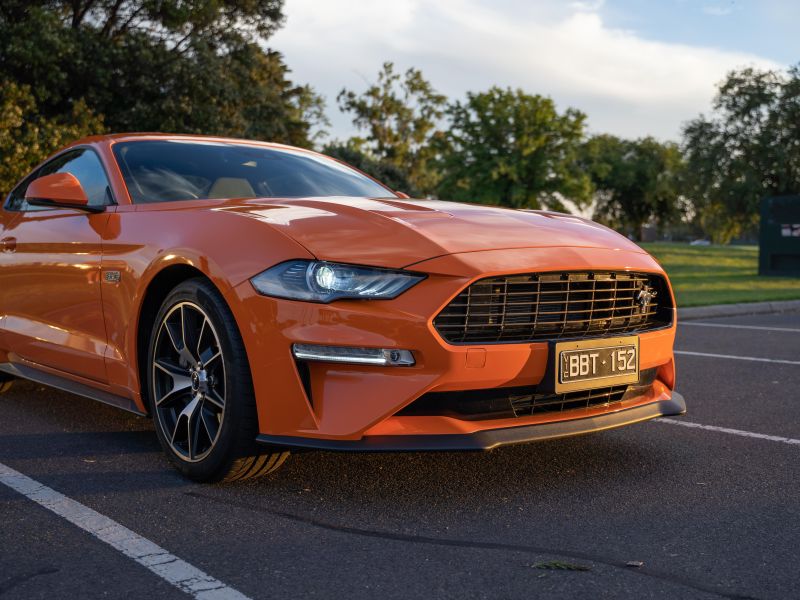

{"left": 250, "top": 260, "right": 425, "bottom": 303}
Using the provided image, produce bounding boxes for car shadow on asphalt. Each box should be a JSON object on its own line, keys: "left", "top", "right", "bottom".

{"left": 233, "top": 429, "right": 674, "bottom": 513}
{"left": 2, "top": 380, "right": 680, "bottom": 504}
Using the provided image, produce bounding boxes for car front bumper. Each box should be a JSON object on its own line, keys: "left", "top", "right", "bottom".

{"left": 230, "top": 246, "right": 680, "bottom": 447}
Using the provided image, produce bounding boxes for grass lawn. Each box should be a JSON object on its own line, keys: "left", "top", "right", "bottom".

{"left": 640, "top": 242, "right": 800, "bottom": 307}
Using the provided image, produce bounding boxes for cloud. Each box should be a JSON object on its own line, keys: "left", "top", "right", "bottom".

{"left": 269, "top": 0, "right": 781, "bottom": 141}
{"left": 570, "top": 0, "right": 605, "bottom": 12}
{"left": 702, "top": 3, "right": 736, "bottom": 16}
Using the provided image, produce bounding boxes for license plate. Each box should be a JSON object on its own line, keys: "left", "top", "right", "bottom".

{"left": 555, "top": 336, "right": 639, "bottom": 393}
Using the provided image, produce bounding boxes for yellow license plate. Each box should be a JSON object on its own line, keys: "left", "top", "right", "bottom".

{"left": 555, "top": 336, "right": 640, "bottom": 393}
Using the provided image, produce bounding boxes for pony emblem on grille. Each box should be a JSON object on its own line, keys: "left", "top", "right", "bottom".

{"left": 637, "top": 285, "right": 657, "bottom": 309}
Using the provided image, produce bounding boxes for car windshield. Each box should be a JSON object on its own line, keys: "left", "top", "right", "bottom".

{"left": 112, "top": 140, "right": 395, "bottom": 203}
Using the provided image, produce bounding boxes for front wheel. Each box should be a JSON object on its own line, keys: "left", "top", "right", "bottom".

{"left": 146, "top": 278, "right": 288, "bottom": 482}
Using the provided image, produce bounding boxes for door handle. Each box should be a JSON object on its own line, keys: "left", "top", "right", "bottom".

{"left": 1, "top": 237, "right": 16, "bottom": 253}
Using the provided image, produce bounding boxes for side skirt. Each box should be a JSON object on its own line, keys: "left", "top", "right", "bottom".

{"left": 0, "top": 361, "right": 146, "bottom": 417}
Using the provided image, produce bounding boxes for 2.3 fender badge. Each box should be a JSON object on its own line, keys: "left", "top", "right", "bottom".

{"left": 104, "top": 270, "right": 121, "bottom": 284}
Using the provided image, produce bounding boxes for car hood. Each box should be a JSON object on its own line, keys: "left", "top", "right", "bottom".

{"left": 220, "top": 197, "right": 647, "bottom": 269}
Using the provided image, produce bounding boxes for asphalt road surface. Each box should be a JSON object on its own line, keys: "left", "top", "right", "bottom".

{"left": 1, "top": 311, "right": 799, "bottom": 600}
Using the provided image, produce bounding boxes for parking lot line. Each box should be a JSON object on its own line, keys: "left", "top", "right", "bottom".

{"left": 674, "top": 350, "right": 800, "bottom": 365}
{"left": 656, "top": 418, "right": 800, "bottom": 446}
{"left": 679, "top": 322, "right": 800, "bottom": 333}
{"left": 0, "top": 461, "right": 251, "bottom": 600}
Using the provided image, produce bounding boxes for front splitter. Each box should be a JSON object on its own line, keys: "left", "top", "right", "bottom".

{"left": 256, "top": 393, "right": 686, "bottom": 452}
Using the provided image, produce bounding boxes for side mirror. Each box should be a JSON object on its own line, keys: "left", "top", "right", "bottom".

{"left": 395, "top": 191, "right": 411, "bottom": 199}
{"left": 25, "top": 173, "right": 103, "bottom": 213}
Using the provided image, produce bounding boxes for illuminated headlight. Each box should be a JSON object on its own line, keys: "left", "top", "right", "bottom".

{"left": 292, "top": 344, "right": 415, "bottom": 366}
{"left": 250, "top": 260, "right": 425, "bottom": 303}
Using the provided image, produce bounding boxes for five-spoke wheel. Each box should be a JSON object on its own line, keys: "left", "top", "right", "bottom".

{"left": 152, "top": 302, "right": 226, "bottom": 462}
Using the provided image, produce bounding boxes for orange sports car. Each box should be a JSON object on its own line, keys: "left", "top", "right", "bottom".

{"left": 0, "top": 134, "right": 685, "bottom": 482}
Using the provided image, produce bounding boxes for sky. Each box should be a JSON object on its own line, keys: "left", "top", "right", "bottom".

{"left": 269, "top": 0, "right": 799, "bottom": 143}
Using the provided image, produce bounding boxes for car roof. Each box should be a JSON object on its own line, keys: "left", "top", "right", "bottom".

{"left": 70, "top": 132, "right": 302, "bottom": 152}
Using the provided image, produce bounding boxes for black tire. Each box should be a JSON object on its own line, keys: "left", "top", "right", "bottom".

{"left": 146, "top": 278, "right": 288, "bottom": 482}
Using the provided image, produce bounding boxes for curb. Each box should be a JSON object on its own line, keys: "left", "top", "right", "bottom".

{"left": 679, "top": 299, "right": 800, "bottom": 321}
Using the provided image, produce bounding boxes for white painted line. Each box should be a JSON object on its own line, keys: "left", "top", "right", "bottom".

{"left": 680, "top": 322, "right": 800, "bottom": 333}
{"left": 656, "top": 418, "right": 800, "bottom": 446}
{"left": 0, "top": 461, "right": 251, "bottom": 600}
{"left": 674, "top": 350, "right": 800, "bottom": 365}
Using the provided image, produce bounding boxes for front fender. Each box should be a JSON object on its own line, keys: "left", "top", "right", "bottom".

{"left": 100, "top": 204, "right": 314, "bottom": 406}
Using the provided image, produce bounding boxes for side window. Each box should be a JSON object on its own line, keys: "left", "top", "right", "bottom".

{"left": 6, "top": 170, "right": 41, "bottom": 211}
{"left": 6, "top": 149, "right": 113, "bottom": 212}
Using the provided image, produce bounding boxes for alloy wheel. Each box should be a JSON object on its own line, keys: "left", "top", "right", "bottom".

{"left": 152, "top": 302, "right": 226, "bottom": 462}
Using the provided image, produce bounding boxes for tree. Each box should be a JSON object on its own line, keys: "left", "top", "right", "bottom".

{"left": 0, "top": 0, "right": 285, "bottom": 43}
{"left": 337, "top": 62, "right": 446, "bottom": 194}
{"left": 0, "top": 80, "right": 104, "bottom": 197}
{"left": 581, "top": 134, "right": 683, "bottom": 240}
{"left": 435, "top": 87, "right": 591, "bottom": 210}
{"left": 682, "top": 66, "right": 800, "bottom": 243}
{"left": 0, "top": 1, "right": 325, "bottom": 147}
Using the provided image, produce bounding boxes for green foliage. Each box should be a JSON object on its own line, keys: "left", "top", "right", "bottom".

{"left": 0, "top": 1, "right": 326, "bottom": 191}
{"left": 682, "top": 66, "right": 800, "bottom": 244}
{"left": 435, "top": 87, "right": 591, "bottom": 210}
{"left": 323, "top": 142, "right": 417, "bottom": 196}
{"left": 0, "top": 0, "right": 286, "bottom": 41}
{"left": 581, "top": 134, "right": 684, "bottom": 239}
{"left": 0, "top": 79, "right": 104, "bottom": 197}
{"left": 337, "top": 62, "right": 446, "bottom": 195}
{"left": 642, "top": 243, "right": 800, "bottom": 306}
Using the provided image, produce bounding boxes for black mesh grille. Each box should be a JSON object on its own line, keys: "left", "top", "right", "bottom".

{"left": 399, "top": 369, "right": 658, "bottom": 421}
{"left": 433, "top": 271, "right": 672, "bottom": 344}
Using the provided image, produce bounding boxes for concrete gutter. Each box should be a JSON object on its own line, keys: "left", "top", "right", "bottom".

{"left": 679, "top": 299, "right": 800, "bottom": 321}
